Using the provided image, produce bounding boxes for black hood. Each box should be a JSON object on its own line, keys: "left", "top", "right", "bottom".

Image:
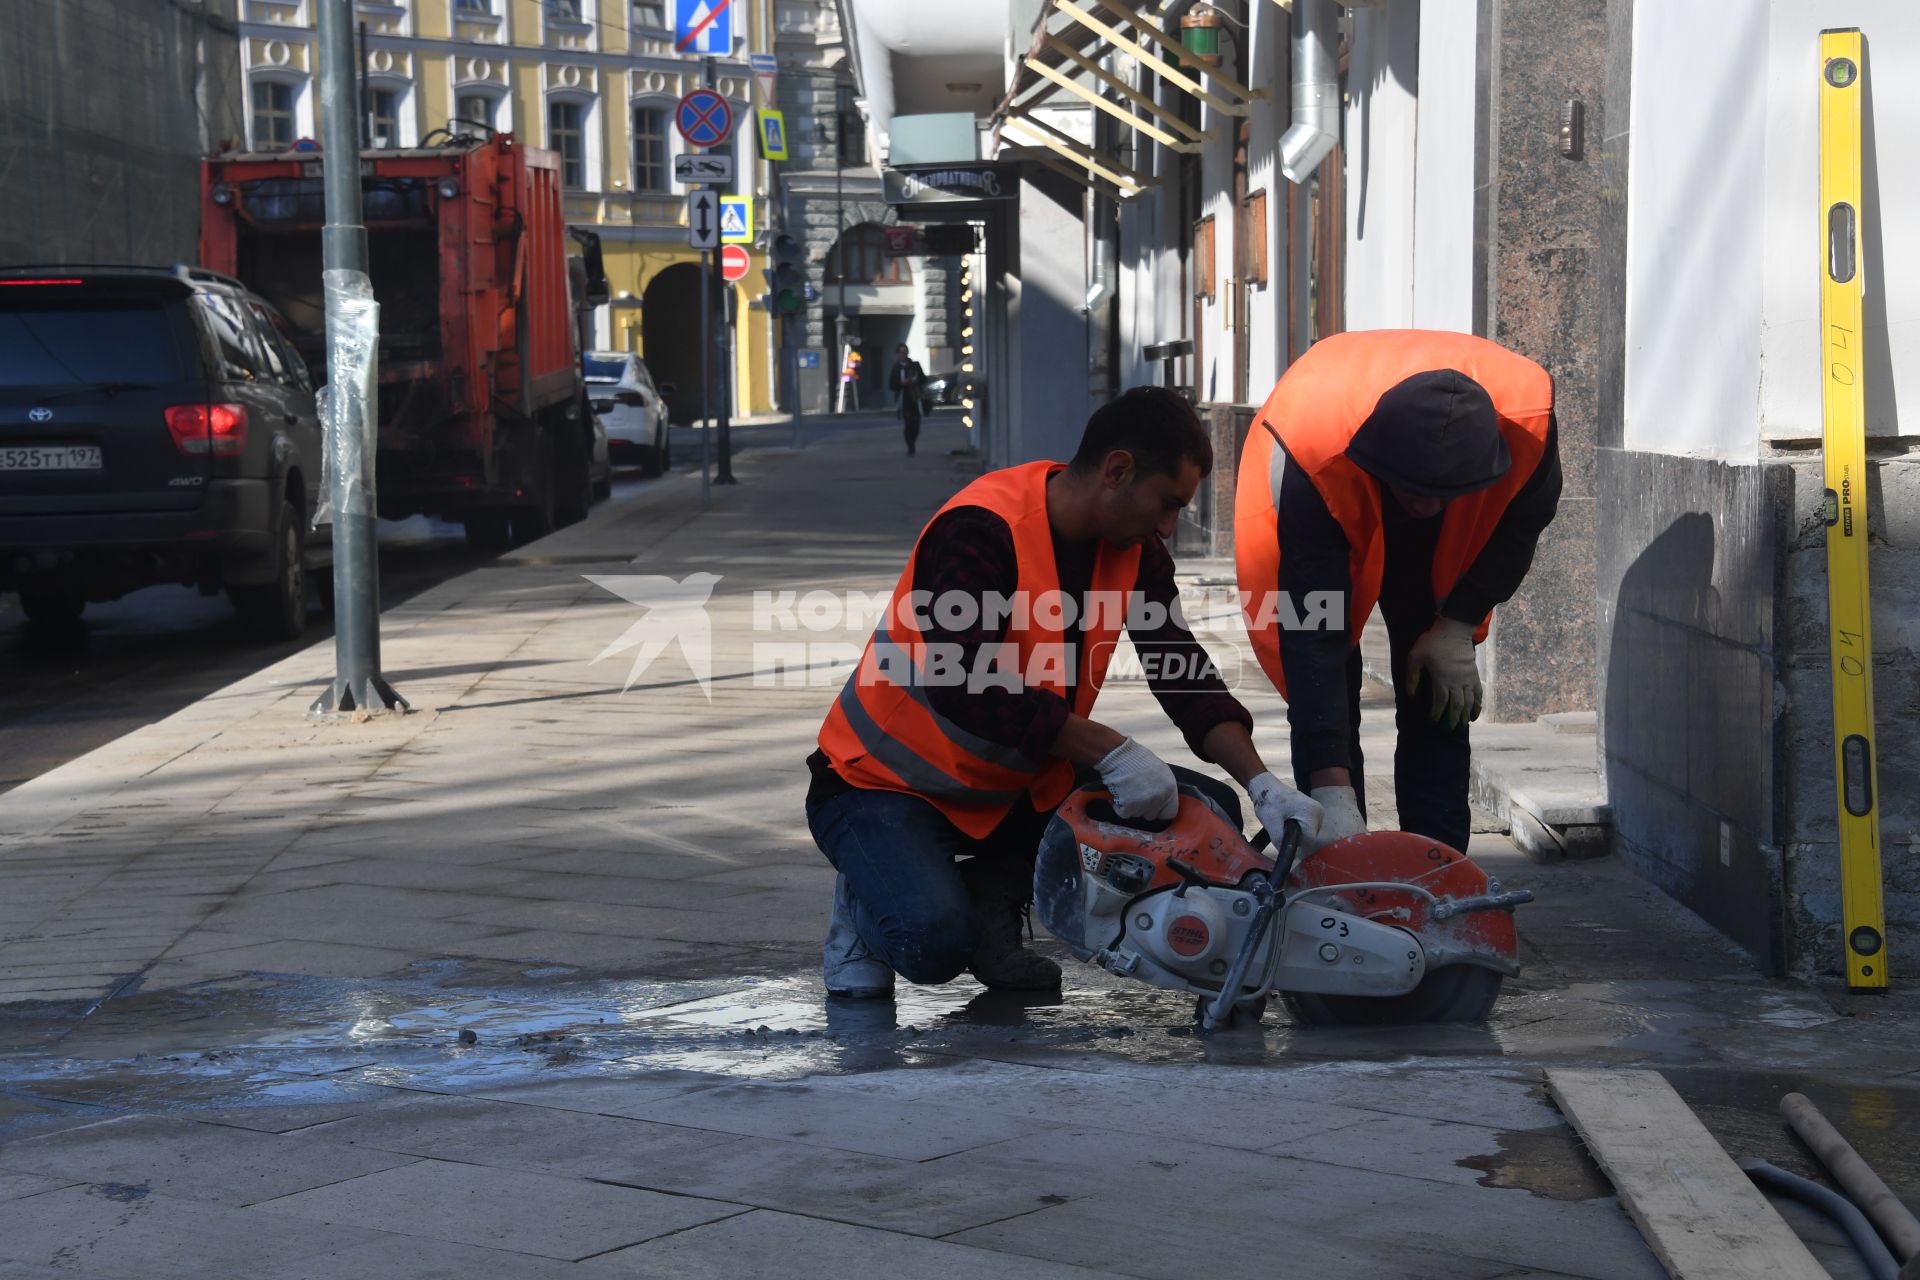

{"left": 1344, "top": 369, "right": 1510, "bottom": 498}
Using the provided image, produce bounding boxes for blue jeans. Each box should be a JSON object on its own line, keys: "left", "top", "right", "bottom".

{"left": 807, "top": 768, "right": 1243, "bottom": 985}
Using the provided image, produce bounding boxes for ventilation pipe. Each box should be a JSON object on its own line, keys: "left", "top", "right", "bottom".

{"left": 1084, "top": 56, "right": 1120, "bottom": 314}
{"left": 1279, "top": 0, "right": 1339, "bottom": 183}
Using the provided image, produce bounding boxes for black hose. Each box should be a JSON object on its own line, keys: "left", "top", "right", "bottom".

{"left": 1741, "top": 1158, "right": 1900, "bottom": 1280}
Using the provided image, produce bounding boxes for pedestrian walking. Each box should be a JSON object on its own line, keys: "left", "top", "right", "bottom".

{"left": 889, "top": 343, "right": 927, "bottom": 456}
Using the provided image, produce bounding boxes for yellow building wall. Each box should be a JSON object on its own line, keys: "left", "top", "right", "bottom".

{"left": 238, "top": 0, "right": 774, "bottom": 412}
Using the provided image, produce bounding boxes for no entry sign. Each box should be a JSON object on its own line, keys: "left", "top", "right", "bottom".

{"left": 720, "top": 243, "right": 751, "bottom": 282}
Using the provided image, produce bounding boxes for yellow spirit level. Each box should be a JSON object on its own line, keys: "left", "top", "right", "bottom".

{"left": 1817, "top": 27, "right": 1886, "bottom": 990}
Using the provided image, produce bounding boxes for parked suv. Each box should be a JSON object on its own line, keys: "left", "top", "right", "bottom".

{"left": 0, "top": 265, "right": 326, "bottom": 639}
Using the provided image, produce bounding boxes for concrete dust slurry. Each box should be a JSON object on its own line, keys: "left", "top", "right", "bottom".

{"left": 0, "top": 420, "right": 1915, "bottom": 1278}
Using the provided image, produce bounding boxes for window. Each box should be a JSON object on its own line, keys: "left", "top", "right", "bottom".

{"left": 825, "top": 224, "right": 911, "bottom": 286}
{"left": 545, "top": 0, "right": 581, "bottom": 18}
{"left": 368, "top": 88, "right": 400, "bottom": 148}
{"left": 632, "top": 105, "right": 669, "bottom": 192}
{"left": 631, "top": 0, "right": 666, "bottom": 31}
{"left": 835, "top": 85, "right": 866, "bottom": 167}
{"left": 252, "top": 80, "right": 296, "bottom": 150}
{"left": 0, "top": 303, "right": 182, "bottom": 388}
{"left": 549, "top": 100, "right": 586, "bottom": 188}
{"left": 454, "top": 0, "right": 492, "bottom": 10}
{"left": 1194, "top": 214, "right": 1216, "bottom": 301}
{"left": 456, "top": 93, "right": 495, "bottom": 131}
{"left": 195, "top": 295, "right": 268, "bottom": 382}
{"left": 1244, "top": 189, "right": 1268, "bottom": 286}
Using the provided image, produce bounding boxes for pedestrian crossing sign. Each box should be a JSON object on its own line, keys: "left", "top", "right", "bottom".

{"left": 757, "top": 109, "right": 789, "bottom": 161}
{"left": 719, "top": 195, "right": 753, "bottom": 244}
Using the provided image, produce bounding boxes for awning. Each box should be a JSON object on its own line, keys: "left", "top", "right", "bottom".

{"left": 1001, "top": 113, "right": 1154, "bottom": 193}
{"left": 1057, "top": 0, "right": 1263, "bottom": 116}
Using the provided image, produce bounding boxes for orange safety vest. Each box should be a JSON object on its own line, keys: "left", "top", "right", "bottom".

{"left": 1234, "top": 330, "right": 1553, "bottom": 698}
{"left": 818, "top": 460, "right": 1143, "bottom": 837}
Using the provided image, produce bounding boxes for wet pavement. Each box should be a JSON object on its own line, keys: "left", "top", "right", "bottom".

{"left": 2, "top": 419, "right": 1915, "bottom": 1278}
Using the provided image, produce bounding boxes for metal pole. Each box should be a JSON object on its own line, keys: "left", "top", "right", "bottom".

{"left": 716, "top": 284, "right": 736, "bottom": 484}
{"left": 834, "top": 96, "right": 845, "bottom": 413}
{"left": 356, "top": 19, "right": 369, "bottom": 150}
{"left": 700, "top": 246, "right": 711, "bottom": 507}
{"left": 789, "top": 345, "right": 802, "bottom": 450}
{"left": 312, "top": 0, "right": 403, "bottom": 717}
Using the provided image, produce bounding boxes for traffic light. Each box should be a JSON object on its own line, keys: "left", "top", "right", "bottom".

{"left": 769, "top": 232, "right": 805, "bottom": 315}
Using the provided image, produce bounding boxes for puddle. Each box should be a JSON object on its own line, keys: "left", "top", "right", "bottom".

{"left": 4, "top": 950, "right": 1917, "bottom": 1155}
{"left": 1457, "top": 1125, "right": 1613, "bottom": 1201}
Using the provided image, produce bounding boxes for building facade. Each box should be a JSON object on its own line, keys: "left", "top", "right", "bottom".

{"left": 233, "top": 0, "right": 778, "bottom": 418}
{"left": 771, "top": 0, "right": 970, "bottom": 413}
{"left": 0, "top": 0, "right": 245, "bottom": 267}
{"left": 839, "top": 0, "right": 1919, "bottom": 978}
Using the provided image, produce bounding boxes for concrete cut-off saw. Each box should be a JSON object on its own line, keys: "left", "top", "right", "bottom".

{"left": 1035, "top": 782, "right": 1534, "bottom": 1030}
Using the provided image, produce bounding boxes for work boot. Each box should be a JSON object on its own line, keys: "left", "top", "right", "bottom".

{"left": 962, "top": 859, "right": 1062, "bottom": 992}
{"left": 823, "top": 874, "right": 894, "bottom": 1000}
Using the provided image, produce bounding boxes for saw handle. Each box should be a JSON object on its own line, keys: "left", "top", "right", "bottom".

{"left": 1265, "top": 819, "right": 1305, "bottom": 892}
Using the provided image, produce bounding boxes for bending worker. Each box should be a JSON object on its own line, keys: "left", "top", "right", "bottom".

{"left": 807, "top": 387, "right": 1324, "bottom": 999}
{"left": 1235, "top": 330, "right": 1562, "bottom": 854}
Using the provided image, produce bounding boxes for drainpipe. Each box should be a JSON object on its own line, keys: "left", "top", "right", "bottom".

{"left": 1279, "top": 0, "right": 1339, "bottom": 183}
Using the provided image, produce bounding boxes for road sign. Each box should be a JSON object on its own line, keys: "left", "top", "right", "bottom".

{"left": 720, "top": 244, "right": 751, "bottom": 282}
{"left": 687, "top": 189, "right": 720, "bottom": 249}
{"left": 798, "top": 351, "right": 820, "bottom": 369}
{"left": 674, "top": 152, "right": 734, "bottom": 186}
{"left": 673, "top": 0, "right": 732, "bottom": 54}
{"left": 675, "top": 89, "right": 734, "bottom": 149}
{"left": 750, "top": 54, "right": 778, "bottom": 104}
{"left": 719, "top": 195, "right": 752, "bottom": 244}
{"left": 757, "top": 109, "right": 788, "bottom": 161}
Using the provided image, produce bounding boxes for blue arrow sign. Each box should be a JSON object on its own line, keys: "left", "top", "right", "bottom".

{"left": 674, "top": 0, "right": 732, "bottom": 54}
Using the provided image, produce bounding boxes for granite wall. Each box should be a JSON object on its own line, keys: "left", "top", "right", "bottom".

{"left": 1597, "top": 451, "right": 1791, "bottom": 970}
{"left": 1473, "top": 0, "right": 1608, "bottom": 723}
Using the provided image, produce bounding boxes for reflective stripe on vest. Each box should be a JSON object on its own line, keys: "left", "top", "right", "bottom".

{"left": 817, "top": 460, "right": 1142, "bottom": 838}
{"left": 1234, "top": 330, "right": 1553, "bottom": 698}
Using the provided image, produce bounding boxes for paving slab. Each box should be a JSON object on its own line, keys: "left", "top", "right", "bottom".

{"left": 585, "top": 1207, "right": 1128, "bottom": 1278}
{"left": 255, "top": 1158, "right": 745, "bottom": 1260}
{"left": 0, "top": 1183, "right": 392, "bottom": 1279}
{"left": 0, "top": 1114, "right": 416, "bottom": 1207}
{"left": 0, "top": 1172, "right": 74, "bottom": 1202}
{"left": 616, "top": 1077, "right": 1052, "bottom": 1160}
{"left": 303, "top": 1094, "right": 755, "bottom": 1180}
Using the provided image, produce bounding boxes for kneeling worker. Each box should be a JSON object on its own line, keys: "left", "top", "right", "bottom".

{"left": 807, "top": 387, "right": 1324, "bottom": 999}
{"left": 1235, "top": 329, "right": 1562, "bottom": 854}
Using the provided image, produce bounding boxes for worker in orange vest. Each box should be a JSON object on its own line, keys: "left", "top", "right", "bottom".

{"left": 1235, "top": 330, "right": 1562, "bottom": 854}
{"left": 809, "top": 387, "right": 1325, "bottom": 999}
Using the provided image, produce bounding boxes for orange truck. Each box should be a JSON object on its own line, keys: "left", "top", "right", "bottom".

{"left": 200, "top": 132, "right": 604, "bottom": 546}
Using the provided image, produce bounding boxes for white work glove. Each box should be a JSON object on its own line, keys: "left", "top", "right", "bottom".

{"left": 1246, "top": 772, "right": 1323, "bottom": 846}
{"left": 1308, "top": 785, "right": 1368, "bottom": 846}
{"left": 1095, "top": 737, "right": 1180, "bottom": 822}
{"left": 1406, "top": 616, "right": 1483, "bottom": 731}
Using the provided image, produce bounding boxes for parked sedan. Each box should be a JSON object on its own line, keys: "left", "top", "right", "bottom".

{"left": 0, "top": 265, "right": 327, "bottom": 640}
{"left": 919, "top": 367, "right": 979, "bottom": 407}
{"left": 584, "top": 352, "right": 672, "bottom": 477}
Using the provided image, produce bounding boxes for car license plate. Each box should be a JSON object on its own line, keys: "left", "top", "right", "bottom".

{"left": 0, "top": 445, "right": 103, "bottom": 471}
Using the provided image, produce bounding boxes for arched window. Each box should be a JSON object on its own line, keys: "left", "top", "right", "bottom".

{"left": 546, "top": 93, "right": 598, "bottom": 190}
{"left": 825, "top": 224, "right": 911, "bottom": 286}
{"left": 249, "top": 74, "right": 309, "bottom": 151}
{"left": 631, "top": 99, "right": 672, "bottom": 193}
{"left": 454, "top": 86, "right": 505, "bottom": 133}
{"left": 365, "top": 78, "right": 415, "bottom": 148}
